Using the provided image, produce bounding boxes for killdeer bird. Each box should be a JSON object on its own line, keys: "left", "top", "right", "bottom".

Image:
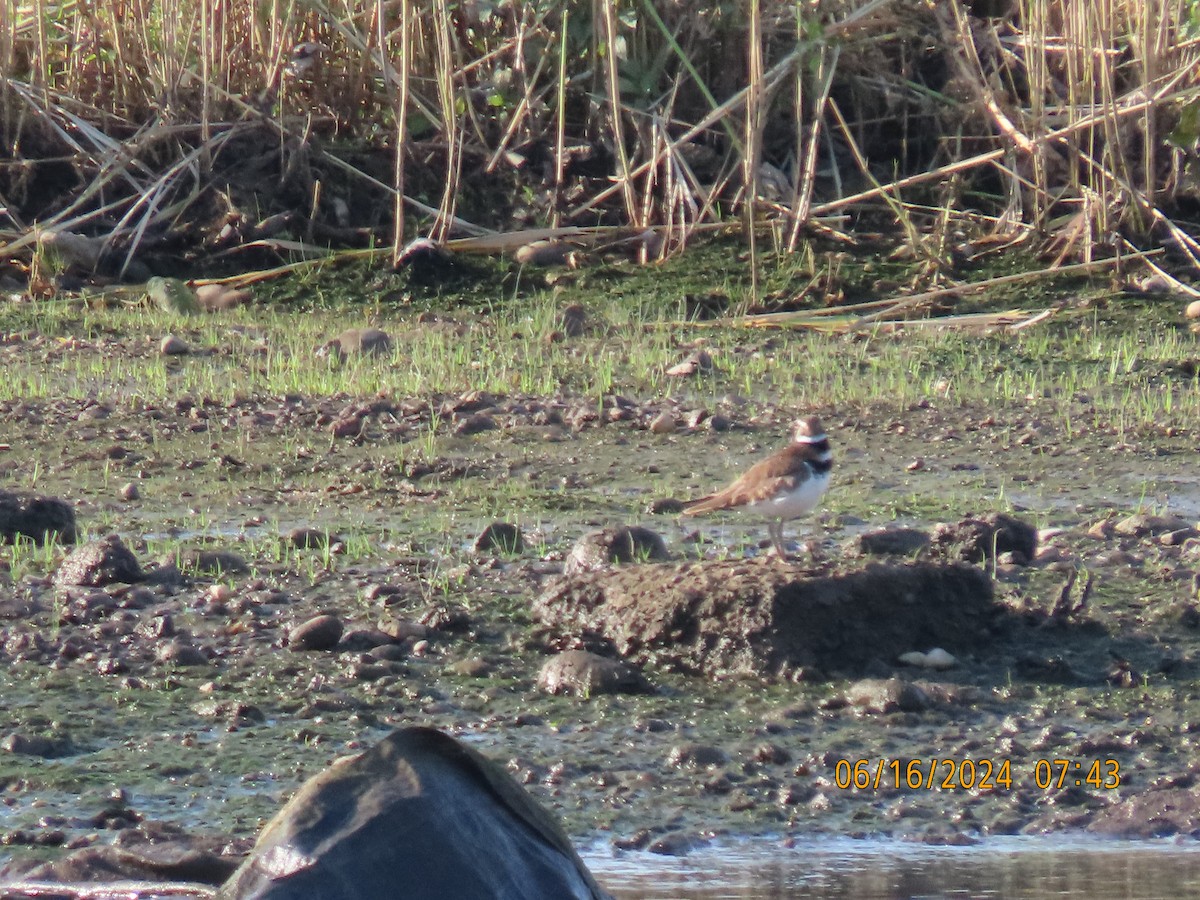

{"left": 682, "top": 416, "right": 832, "bottom": 557}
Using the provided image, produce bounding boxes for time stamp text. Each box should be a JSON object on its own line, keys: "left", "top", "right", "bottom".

{"left": 833, "top": 758, "right": 1121, "bottom": 792}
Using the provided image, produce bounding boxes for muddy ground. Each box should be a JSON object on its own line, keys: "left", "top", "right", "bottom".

{"left": 0, "top": 292, "right": 1199, "bottom": 884}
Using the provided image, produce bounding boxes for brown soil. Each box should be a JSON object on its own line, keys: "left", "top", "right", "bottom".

{"left": 536, "top": 559, "right": 997, "bottom": 677}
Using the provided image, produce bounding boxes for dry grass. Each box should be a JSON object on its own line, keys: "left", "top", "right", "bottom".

{"left": 1, "top": 0, "right": 1198, "bottom": 281}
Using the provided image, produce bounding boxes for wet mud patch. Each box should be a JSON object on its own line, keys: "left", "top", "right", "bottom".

{"left": 534, "top": 559, "right": 998, "bottom": 677}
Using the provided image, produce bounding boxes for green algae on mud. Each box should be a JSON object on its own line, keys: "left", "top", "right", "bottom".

{"left": 1, "top": 248, "right": 1199, "bottom": 872}
{"left": 1, "top": 242, "right": 1195, "bottom": 431}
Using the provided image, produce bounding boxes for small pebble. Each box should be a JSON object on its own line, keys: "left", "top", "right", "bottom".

{"left": 289, "top": 614, "right": 344, "bottom": 651}
{"left": 707, "top": 413, "right": 733, "bottom": 432}
{"left": 159, "top": 335, "right": 190, "bottom": 355}
{"left": 649, "top": 412, "right": 676, "bottom": 435}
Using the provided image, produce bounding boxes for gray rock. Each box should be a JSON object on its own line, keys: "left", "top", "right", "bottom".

{"left": 54, "top": 534, "right": 143, "bottom": 587}
{"left": 1160, "top": 527, "right": 1199, "bottom": 546}
{"left": 515, "top": 241, "right": 576, "bottom": 266}
{"left": 320, "top": 328, "right": 392, "bottom": 361}
{"left": 666, "top": 743, "right": 728, "bottom": 768}
{"left": 0, "top": 490, "right": 77, "bottom": 544}
{"left": 474, "top": 522, "right": 525, "bottom": 555}
{"left": 1113, "top": 512, "right": 1191, "bottom": 538}
{"left": 558, "top": 304, "right": 587, "bottom": 337}
{"left": 38, "top": 230, "right": 103, "bottom": 270}
{"left": 159, "top": 334, "right": 191, "bottom": 355}
{"left": 338, "top": 628, "right": 395, "bottom": 651}
{"left": 196, "top": 284, "right": 252, "bottom": 311}
{"left": 394, "top": 237, "right": 454, "bottom": 280}
{"left": 648, "top": 412, "right": 676, "bottom": 435}
{"left": 218, "top": 727, "right": 609, "bottom": 899}
{"left": 537, "top": 650, "right": 652, "bottom": 698}
{"left": 290, "top": 615, "right": 344, "bottom": 651}
{"left": 148, "top": 277, "right": 200, "bottom": 314}
{"left": 842, "top": 677, "right": 933, "bottom": 713}
{"left": 852, "top": 526, "right": 931, "bottom": 556}
{"left": 455, "top": 413, "right": 498, "bottom": 436}
{"left": 564, "top": 526, "right": 670, "bottom": 575}
{"left": 647, "top": 832, "right": 706, "bottom": 857}
{"left": 450, "top": 656, "right": 492, "bottom": 678}
{"left": 4, "top": 824, "right": 239, "bottom": 885}
{"left": 157, "top": 642, "right": 209, "bottom": 666}
{"left": 1, "top": 730, "right": 75, "bottom": 758}
{"left": 285, "top": 527, "right": 337, "bottom": 550}
{"left": 1087, "top": 785, "right": 1200, "bottom": 837}
{"left": 930, "top": 513, "right": 1038, "bottom": 564}
{"left": 178, "top": 548, "right": 250, "bottom": 575}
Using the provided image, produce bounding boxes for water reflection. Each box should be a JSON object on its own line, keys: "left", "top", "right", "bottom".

{"left": 585, "top": 836, "right": 1200, "bottom": 899}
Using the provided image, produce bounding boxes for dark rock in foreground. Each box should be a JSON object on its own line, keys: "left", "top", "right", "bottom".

{"left": 534, "top": 559, "right": 996, "bottom": 678}
{"left": 0, "top": 489, "right": 77, "bottom": 544}
{"left": 54, "top": 535, "right": 143, "bottom": 587}
{"left": 219, "top": 726, "right": 610, "bottom": 900}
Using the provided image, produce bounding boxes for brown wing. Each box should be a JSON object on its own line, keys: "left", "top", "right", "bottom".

{"left": 682, "top": 445, "right": 810, "bottom": 514}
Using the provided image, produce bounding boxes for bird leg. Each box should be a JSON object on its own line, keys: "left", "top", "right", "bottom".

{"left": 768, "top": 520, "right": 788, "bottom": 559}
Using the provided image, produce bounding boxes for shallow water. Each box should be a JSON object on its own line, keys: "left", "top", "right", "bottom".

{"left": 584, "top": 836, "right": 1200, "bottom": 900}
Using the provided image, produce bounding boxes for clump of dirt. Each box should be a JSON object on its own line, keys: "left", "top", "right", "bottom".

{"left": 929, "top": 512, "right": 1039, "bottom": 564}
{"left": 534, "top": 558, "right": 998, "bottom": 678}
{"left": 0, "top": 489, "right": 78, "bottom": 544}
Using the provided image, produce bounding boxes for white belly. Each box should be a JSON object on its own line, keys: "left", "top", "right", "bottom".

{"left": 743, "top": 471, "right": 830, "bottom": 520}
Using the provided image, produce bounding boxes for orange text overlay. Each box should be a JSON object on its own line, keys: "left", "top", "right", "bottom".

{"left": 832, "top": 758, "right": 1121, "bottom": 792}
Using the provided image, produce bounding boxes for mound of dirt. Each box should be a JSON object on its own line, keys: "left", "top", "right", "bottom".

{"left": 0, "top": 489, "right": 77, "bottom": 544}
{"left": 534, "top": 559, "right": 999, "bottom": 678}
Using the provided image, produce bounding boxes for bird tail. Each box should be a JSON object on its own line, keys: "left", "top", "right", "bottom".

{"left": 681, "top": 495, "right": 720, "bottom": 515}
